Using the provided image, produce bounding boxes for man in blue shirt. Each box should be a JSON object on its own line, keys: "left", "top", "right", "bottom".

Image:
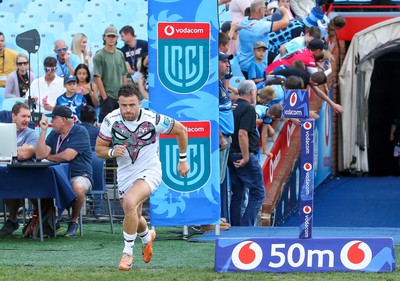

{"left": 0, "top": 102, "right": 39, "bottom": 237}
{"left": 37, "top": 105, "right": 92, "bottom": 237}
{"left": 53, "top": 40, "right": 81, "bottom": 78}
{"left": 238, "top": 0, "right": 290, "bottom": 78}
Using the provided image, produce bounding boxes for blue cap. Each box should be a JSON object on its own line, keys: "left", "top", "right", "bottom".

{"left": 64, "top": 75, "right": 77, "bottom": 84}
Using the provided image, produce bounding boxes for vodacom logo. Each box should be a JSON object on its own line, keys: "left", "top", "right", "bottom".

{"left": 164, "top": 25, "right": 175, "bottom": 36}
{"left": 303, "top": 162, "right": 312, "bottom": 171}
{"left": 231, "top": 241, "right": 263, "bottom": 270}
{"left": 340, "top": 241, "right": 372, "bottom": 270}
{"left": 289, "top": 92, "right": 297, "bottom": 107}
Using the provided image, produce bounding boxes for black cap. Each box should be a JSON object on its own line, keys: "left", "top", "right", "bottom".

{"left": 308, "top": 39, "right": 328, "bottom": 51}
{"left": 219, "top": 52, "right": 233, "bottom": 61}
{"left": 45, "top": 105, "right": 74, "bottom": 119}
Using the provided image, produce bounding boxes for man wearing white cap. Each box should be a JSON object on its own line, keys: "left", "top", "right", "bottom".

{"left": 93, "top": 26, "right": 128, "bottom": 122}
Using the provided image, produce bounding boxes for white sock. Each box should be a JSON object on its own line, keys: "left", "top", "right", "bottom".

{"left": 138, "top": 226, "right": 151, "bottom": 245}
{"left": 123, "top": 231, "right": 137, "bottom": 256}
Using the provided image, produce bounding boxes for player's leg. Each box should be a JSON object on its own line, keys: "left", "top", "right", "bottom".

{"left": 118, "top": 180, "right": 151, "bottom": 270}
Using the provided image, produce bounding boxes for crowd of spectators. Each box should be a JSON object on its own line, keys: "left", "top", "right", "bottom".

{"left": 217, "top": 0, "right": 345, "bottom": 226}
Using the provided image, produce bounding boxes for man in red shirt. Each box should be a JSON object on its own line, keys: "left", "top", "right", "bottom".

{"left": 266, "top": 38, "right": 326, "bottom": 74}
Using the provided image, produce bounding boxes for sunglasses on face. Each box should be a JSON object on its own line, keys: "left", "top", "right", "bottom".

{"left": 106, "top": 35, "right": 117, "bottom": 38}
{"left": 17, "top": 62, "right": 28, "bottom": 66}
{"left": 44, "top": 67, "right": 57, "bottom": 72}
{"left": 56, "top": 47, "right": 68, "bottom": 53}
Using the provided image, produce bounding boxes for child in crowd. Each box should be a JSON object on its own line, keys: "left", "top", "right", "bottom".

{"left": 75, "top": 64, "right": 99, "bottom": 108}
{"left": 55, "top": 75, "right": 87, "bottom": 121}
{"left": 255, "top": 102, "right": 283, "bottom": 156}
{"left": 248, "top": 41, "right": 268, "bottom": 90}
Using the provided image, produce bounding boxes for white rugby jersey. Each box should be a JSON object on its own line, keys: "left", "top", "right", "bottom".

{"left": 99, "top": 108, "right": 175, "bottom": 186}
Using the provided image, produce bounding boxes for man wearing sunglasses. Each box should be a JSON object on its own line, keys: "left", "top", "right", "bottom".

{"left": 52, "top": 40, "right": 81, "bottom": 78}
{"left": 26, "top": 57, "right": 65, "bottom": 112}
{"left": 0, "top": 32, "right": 18, "bottom": 88}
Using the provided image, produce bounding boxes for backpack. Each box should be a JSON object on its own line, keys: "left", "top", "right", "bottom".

{"left": 22, "top": 200, "right": 56, "bottom": 239}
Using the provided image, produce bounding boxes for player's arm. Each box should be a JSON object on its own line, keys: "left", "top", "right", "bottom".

{"left": 95, "top": 137, "right": 112, "bottom": 159}
{"left": 168, "top": 120, "right": 190, "bottom": 177}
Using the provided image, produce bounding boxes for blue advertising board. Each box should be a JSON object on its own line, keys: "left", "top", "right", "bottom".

{"left": 148, "top": 0, "right": 220, "bottom": 226}
{"left": 215, "top": 237, "right": 395, "bottom": 272}
{"left": 281, "top": 90, "right": 309, "bottom": 119}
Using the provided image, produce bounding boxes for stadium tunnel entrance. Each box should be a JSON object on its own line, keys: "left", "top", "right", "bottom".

{"left": 338, "top": 17, "right": 400, "bottom": 174}
{"left": 368, "top": 52, "right": 400, "bottom": 176}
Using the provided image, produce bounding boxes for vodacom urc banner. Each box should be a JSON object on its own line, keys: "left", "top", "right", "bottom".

{"left": 148, "top": 0, "right": 220, "bottom": 226}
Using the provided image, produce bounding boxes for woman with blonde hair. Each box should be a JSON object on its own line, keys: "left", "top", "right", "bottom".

{"left": 70, "top": 33, "right": 93, "bottom": 71}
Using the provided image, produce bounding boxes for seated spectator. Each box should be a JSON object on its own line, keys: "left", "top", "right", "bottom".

{"left": 80, "top": 105, "right": 99, "bottom": 151}
{"left": 53, "top": 40, "right": 81, "bottom": 78}
{"left": 255, "top": 103, "right": 283, "bottom": 156}
{"left": 5, "top": 53, "right": 36, "bottom": 98}
{"left": 74, "top": 64, "right": 99, "bottom": 108}
{"left": 27, "top": 57, "right": 65, "bottom": 112}
{"left": 248, "top": 42, "right": 268, "bottom": 90}
{"left": 0, "top": 32, "right": 18, "bottom": 88}
{"left": 36, "top": 105, "right": 93, "bottom": 237}
{"left": 0, "top": 102, "right": 38, "bottom": 237}
{"left": 55, "top": 75, "right": 87, "bottom": 120}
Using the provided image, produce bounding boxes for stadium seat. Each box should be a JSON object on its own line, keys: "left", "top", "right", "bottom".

{"left": 38, "top": 22, "right": 66, "bottom": 39}
{"left": 26, "top": 0, "right": 55, "bottom": 14}
{"left": 17, "top": 12, "right": 45, "bottom": 27}
{"left": 112, "top": 5, "right": 139, "bottom": 23}
{"left": 229, "top": 76, "right": 246, "bottom": 89}
{"left": 54, "top": 1, "right": 83, "bottom": 15}
{"left": 0, "top": 12, "right": 15, "bottom": 25}
{"left": 230, "top": 56, "right": 244, "bottom": 77}
{"left": 89, "top": 42, "right": 105, "bottom": 56}
{"left": 0, "top": 98, "right": 25, "bottom": 111}
{"left": 84, "top": 0, "right": 113, "bottom": 14}
{"left": 79, "top": 152, "right": 115, "bottom": 236}
{"left": 130, "top": 22, "right": 148, "bottom": 40}
{"left": 0, "top": 2, "right": 24, "bottom": 18}
{"left": 0, "top": 88, "right": 5, "bottom": 109}
{"left": 76, "top": 11, "right": 106, "bottom": 25}
{"left": 60, "top": 31, "right": 77, "bottom": 45}
{"left": 47, "top": 12, "right": 74, "bottom": 29}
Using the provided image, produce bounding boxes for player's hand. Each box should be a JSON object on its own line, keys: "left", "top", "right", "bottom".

{"left": 178, "top": 161, "right": 190, "bottom": 178}
{"left": 113, "top": 145, "right": 126, "bottom": 157}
